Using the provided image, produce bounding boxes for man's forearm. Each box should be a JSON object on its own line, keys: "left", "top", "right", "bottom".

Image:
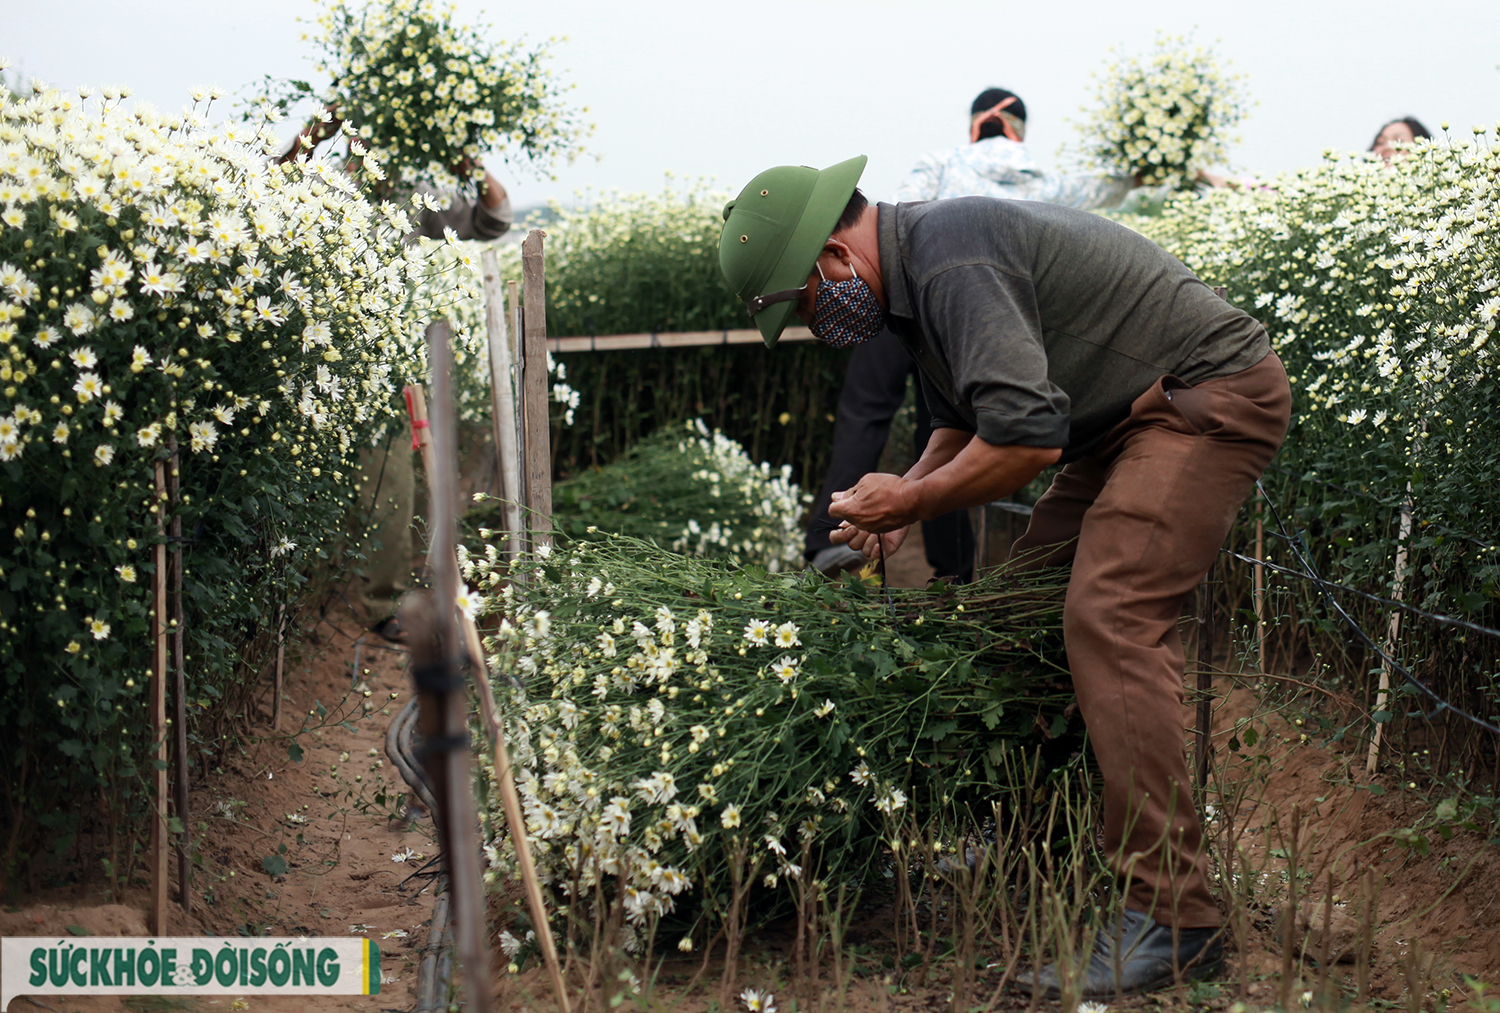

{"left": 901, "top": 426, "right": 972, "bottom": 483}
{"left": 902, "top": 437, "right": 1060, "bottom": 522}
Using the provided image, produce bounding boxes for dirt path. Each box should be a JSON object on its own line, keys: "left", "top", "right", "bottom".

{"left": 2, "top": 594, "right": 440, "bottom": 1012}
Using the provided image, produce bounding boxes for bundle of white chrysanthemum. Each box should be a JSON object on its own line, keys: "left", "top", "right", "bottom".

{"left": 256, "top": 0, "right": 587, "bottom": 191}
{"left": 1074, "top": 34, "right": 1248, "bottom": 190}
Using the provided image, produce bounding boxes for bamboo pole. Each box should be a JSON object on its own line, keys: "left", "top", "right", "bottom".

{"left": 1195, "top": 561, "right": 1216, "bottom": 790}
{"left": 481, "top": 247, "right": 525, "bottom": 563}
{"left": 507, "top": 279, "right": 526, "bottom": 528}
{"left": 544, "top": 325, "right": 815, "bottom": 354}
{"left": 150, "top": 458, "right": 170, "bottom": 935}
{"left": 520, "top": 230, "right": 553, "bottom": 547}
{"left": 1254, "top": 509, "right": 1267, "bottom": 672}
{"left": 166, "top": 435, "right": 191, "bottom": 915}
{"left": 405, "top": 376, "right": 570, "bottom": 1012}
{"left": 1367, "top": 496, "right": 1415, "bottom": 775}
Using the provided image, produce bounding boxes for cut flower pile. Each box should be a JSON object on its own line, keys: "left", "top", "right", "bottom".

{"left": 466, "top": 535, "right": 1077, "bottom": 951}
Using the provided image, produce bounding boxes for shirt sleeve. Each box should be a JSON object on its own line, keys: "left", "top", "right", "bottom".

{"left": 918, "top": 264, "right": 1071, "bottom": 448}
{"left": 415, "top": 192, "right": 514, "bottom": 242}
{"left": 893, "top": 154, "right": 944, "bottom": 203}
{"left": 917, "top": 371, "right": 972, "bottom": 433}
{"left": 1027, "top": 172, "right": 1134, "bottom": 211}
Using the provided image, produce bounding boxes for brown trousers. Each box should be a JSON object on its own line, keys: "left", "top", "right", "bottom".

{"left": 1011, "top": 352, "right": 1291, "bottom": 928}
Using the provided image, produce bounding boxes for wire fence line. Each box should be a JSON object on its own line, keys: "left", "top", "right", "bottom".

{"left": 1247, "top": 482, "right": 1500, "bottom": 738}
{"left": 980, "top": 486, "right": 1500, "bottom": 738}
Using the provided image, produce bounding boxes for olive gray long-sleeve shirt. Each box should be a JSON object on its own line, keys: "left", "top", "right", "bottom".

{"left": 877, "top": 198, "right": 1269, "bottom": 462}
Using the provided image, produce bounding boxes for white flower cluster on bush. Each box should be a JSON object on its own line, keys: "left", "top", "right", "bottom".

{"left": 1128, "top": 128, "right": 1500, "bottom": 599}
{"left": 402, "top": 238, "right": 578, "bottom": 425}
{"left": 669, "top": 419, "right": 806, "bottom": 572}
{"left": 1074, "top": 34, "right": 1247, "bottom": 189}
{"left": 0, "top": 79, "right": 415, "bottom": 473}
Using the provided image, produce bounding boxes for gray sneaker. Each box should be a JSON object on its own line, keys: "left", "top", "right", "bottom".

{"left": 1014, "top": 909, "right": 1224, "bottom": 999}
{"left": 810, "top": 544, "right": 867, "bottom": 577}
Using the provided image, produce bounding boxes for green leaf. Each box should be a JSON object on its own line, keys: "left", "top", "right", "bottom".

{"left": 1434, "top": 797, "right": 1459, "bottom": 821}
{"left": 261, "top": 854, "right": 288, "bottom": 877}
{"left": 287, "top": 740, "right": 304, "bottom": 763}
{"left": 66, "top": 924, "right": 90, "bottom": 936}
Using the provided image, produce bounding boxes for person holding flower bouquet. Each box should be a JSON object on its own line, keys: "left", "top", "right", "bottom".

{"left": 720, "top": 155, "right": 1290, "bottom": 998}
{"left": 278, "top": 113, "right": 514, "bottom": 242}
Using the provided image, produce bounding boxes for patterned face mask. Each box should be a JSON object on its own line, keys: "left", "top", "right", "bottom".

{"left": 810, "top": 261, "right": 885, "bottom": 349}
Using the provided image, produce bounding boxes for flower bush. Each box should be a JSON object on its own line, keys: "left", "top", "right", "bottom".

{"left": 256, "top": 0, "right": 587, "bottom": 191}
{"left": 400, "top": 239, "right": 579, "bottom": 426}
{"left": 0, "top": 77, "right": 421, "bottom": 876}
{"left": 1073, "top": 34, "right": 1248, "bottom": 189}
{"left": 1123, "top": 129, "right": 1500, "bottom": 751}
{"left": 467, "top": 536, "right": 1075, "bottom": 947}
{"left": 542, "top": 419, "right": 809, "bottom": 572}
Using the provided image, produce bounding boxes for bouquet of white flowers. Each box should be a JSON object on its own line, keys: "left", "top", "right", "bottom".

{"left": 1074, "top": 35, "right": 1248, "bottom": 189}
{"left": 258, "top": 0, "right": 587, "bottom": 191}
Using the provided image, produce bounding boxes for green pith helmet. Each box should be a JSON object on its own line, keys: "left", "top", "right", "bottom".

{"left": 719, "top": 155, "right": 867, "bottom": 347}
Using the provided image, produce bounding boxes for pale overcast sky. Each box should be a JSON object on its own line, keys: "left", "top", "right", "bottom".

{"left": 6, "top": 0, "right": 1499, "bottom": 209}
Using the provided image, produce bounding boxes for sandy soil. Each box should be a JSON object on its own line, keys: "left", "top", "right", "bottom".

{"left": 2, "top": 594, "right": 442, "bottom": 1012}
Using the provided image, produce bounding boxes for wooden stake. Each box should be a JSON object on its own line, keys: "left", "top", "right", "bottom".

{"left": 406, "top": 322, "right": 495, "bottom": 1013}
{"left": 507, "top": 279, "right": 527, "bottom": 533}
{"left": 481, "top": 247, "right": 525, "bottom": 563}
{"left": 1368, "top": 495, "right": 1414, "bottom": 776}
{"left": 272, "top": 604, "right": 285, "bottom": 733}
{"left": 166, "top": 435, "right": 191, "bottom": 914}
{"left": 405, "top": 371, "right": 571, "bottom": 1012}
{"left": 520, "top": 230, "right": 553, "bottom": 546}
{"left": 1254, "top": 509, "right": 1267, "bottom": 672}
{"left": 1195, "top": 561, "right": 1215, "bottom": 791}
{"left": 150, "top": 458, "right": 170, "bottom": 935}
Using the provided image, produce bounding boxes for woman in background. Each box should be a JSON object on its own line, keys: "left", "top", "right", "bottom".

{"left": 1371, "top": 117, "right": 1432, "bottom": 162}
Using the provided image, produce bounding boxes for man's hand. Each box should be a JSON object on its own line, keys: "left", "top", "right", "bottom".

{"left": 828, "top": 472, "right": 917, "bottom": 533}
{"left": 829, "top": 522, "right": 909, "bottom": 561}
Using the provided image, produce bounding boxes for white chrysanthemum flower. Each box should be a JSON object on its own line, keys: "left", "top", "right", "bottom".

{"left": 772, "top": 621, "right": 801, "bottom": 648}
{"left": 739, "top": 988, "right": 777, "bottom": 1013}
{"left": 742, "top": 618, "right": 770, "bottom": 646}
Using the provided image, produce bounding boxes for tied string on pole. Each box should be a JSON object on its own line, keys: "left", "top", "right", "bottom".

{"left": 1249, "top": 481, "right": 1500, "bottom": 737}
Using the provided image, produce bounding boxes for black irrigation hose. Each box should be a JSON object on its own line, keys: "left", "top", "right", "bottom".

{"left": 414, "top": 885, "right": 455, "bottom": 1013}
{"left": 385, "top": 696, "right": 454, "bottom": 1011}
{"left": 385, "top": 697, "right": 438, "bottom": 815}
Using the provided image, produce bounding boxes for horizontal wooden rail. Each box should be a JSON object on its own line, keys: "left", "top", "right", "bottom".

{"left": 546, "top": 326, "right": 814, "bottom": 354}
